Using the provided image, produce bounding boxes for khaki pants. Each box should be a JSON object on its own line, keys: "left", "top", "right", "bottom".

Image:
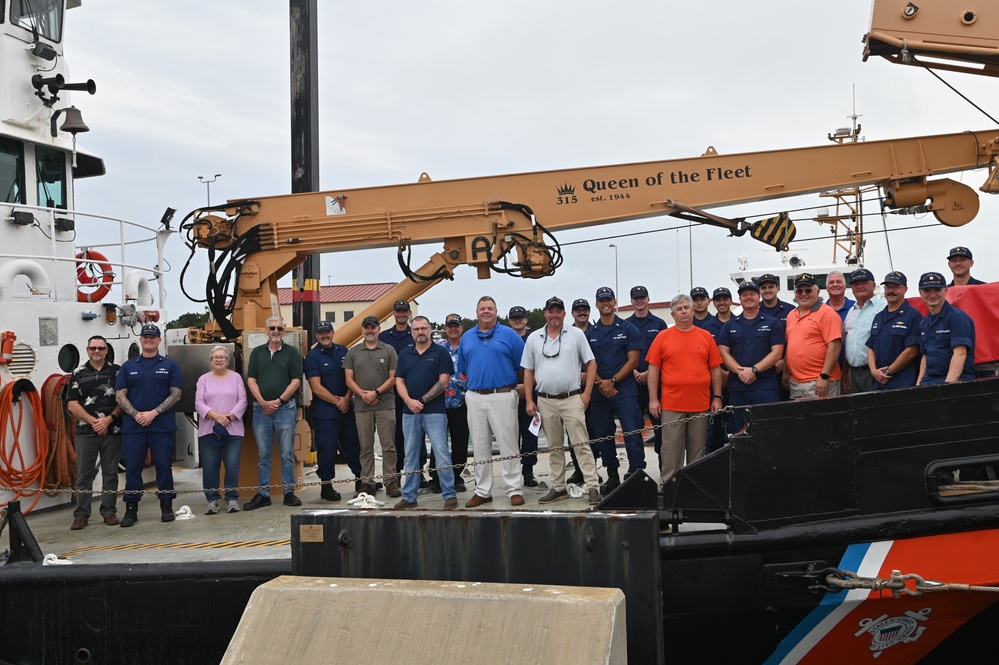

{"left": 466, "top": 390, "right": 522, "bottom": 498}
{"left": 660, "top": 410, "right": 708, "bottom": 483}
{"left": 355, "top": 409, "right": 397, "bottom": 484}
{"left": 789, "top": 379, "right": 842, "bottom": 400}
{"left": 538, "top": 395, "right": 599, "bottom": 491}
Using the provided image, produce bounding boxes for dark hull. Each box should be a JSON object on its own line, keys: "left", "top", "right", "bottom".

{"left": 2, "top": 379, "right": 997, "bottom": 664}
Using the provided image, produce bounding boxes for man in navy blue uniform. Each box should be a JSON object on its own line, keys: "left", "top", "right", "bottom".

{"left": 916, "top": 272, "right": 976, "bottom": 385}
{"left": 716, "top": 282, "right": 786, "bottom": 434}
{"left": 625, "top": 285, "right": 668, "bottom": 461}
{"left": 705, "top": 287, "right": 734, "bottom": 452}
{"left": 587, "top": 287, "right": 645, "bottom": 495}
{"left": 947, "top": 246, "right": 986, "bottom": 286}
{"left": 114, "top": 324, "right": 183, "bottom": 527}
{"left": 758, "top": 273, "right": 795, "bottom": 322}
{"left": 393, "top": 316, "right": 457, "bottom": 510}
{"left": 508, "top": 305, "right": 539, "bottom": 487}
{"left": 380, "top": 300, "right": 424, "bottom": 485}
{"left": 304, "top": 321, "right": 362, "bottom": 501}
{"left": 690, "top": 287, "right": 718, "bottom": 333}
{"left": 865, "top": 272, "right": 922, "bottom": 390}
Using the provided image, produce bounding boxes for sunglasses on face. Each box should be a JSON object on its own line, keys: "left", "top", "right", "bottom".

{"left": 268, "top": 326, "right": 285, "bottom": 331}
{"left": 87, "top": 346, "right": 107, "bottom": 351}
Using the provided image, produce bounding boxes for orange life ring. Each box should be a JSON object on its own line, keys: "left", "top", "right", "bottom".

{"left": 75, "top": 250, "right": 114, "bottom": 303}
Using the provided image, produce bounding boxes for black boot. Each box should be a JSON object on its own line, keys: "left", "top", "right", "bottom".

{"left": 160, "top": 499, "right": 175, "bottom": 523}
{"left": 523, "top": 466, "right": 538, "bottom": 487}
{"left": 120, "top": 502, "right": 138, "bottom": 528}
{"left": 566, "top": 468, "right": 584, "bottom": 486}
{"left": 320, "top": 482, "right": 341, "bottom": 502}
{"left": 599, "top": 468, "right": 621, "bottom": 496}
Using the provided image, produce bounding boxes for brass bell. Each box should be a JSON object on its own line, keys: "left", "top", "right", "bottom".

{"left": 59, "top": 106, "right": 89, "bottom": 135}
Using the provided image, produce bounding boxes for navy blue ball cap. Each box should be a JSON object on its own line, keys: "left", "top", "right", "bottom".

{"left": 756, "top": 273, "right": 780, "bottom": 287}
{"left": 712, "top": 287, "right": 732, "bottom": 299}
{"left": 572, "top": 298, "right": 590, "bottom": 310}
{"left": 737, "top": 281, "right": 760, "bottom": 293}
{"left": 849, "top": 268, "right": 876, "bottom": 284}
{"left": 948, "top": 246, "right": 973, "bottom": 260}
{"left": 595, "top": 287, "right": 615, "bottom": 301}
{"left": 393, "top": 300, "right": 411, "bottom": 311}
{"left": 882, "top": 271, "right": 907, "bottom": 286}
{"left": 690, "top": 286, "right": 709, "bottom": 299}
{"left": 139, "top": 323, "right": 161, "bottom": 337}
{"left": 508, "top": 305, "right": 528, "bottom": 318}
{"left": 918, "top": 272, "right": 946, "bottom": 289}
{"left": 630, "top": 285, "right": 649, "bottom": 298}
{"left": 212, "top": 422, "right": 230, "bottom": 441}
{"left": 361, "top": 315, "right": 380, "bottom": 327}
{"left": 315, "top": 321, "right": 334, "bottom": 333}
{"left": 794, "top": 273, "right": 817, "bottom": 288}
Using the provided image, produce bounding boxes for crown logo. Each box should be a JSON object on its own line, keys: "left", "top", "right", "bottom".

{"left": 556, "top": 183, "right": 575, "bottom": 196}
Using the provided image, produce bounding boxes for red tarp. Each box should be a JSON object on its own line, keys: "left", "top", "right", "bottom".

{"left": 907, "top": 282, "right": 999, "bottom": 364}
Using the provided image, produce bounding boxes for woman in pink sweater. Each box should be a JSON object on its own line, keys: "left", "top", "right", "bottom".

{"left": 195, "top": 346, "right": 247, "bottom": 514}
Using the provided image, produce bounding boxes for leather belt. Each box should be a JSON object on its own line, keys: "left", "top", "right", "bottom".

{"left": 537, "top": 389, "right": 582, "bottom": 400}
{"left": 472, "top": 386, "right": 515, "bottom": 394}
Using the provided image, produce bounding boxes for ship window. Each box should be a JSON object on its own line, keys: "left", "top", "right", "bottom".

{"left": 11, "top": 0, "right": 64, "bottom": 42}
{"left": 36, "top": 145, "right": 66, "bottom": 209}
{"left": 0, "top": 138, "right": 25, "bottom": 204}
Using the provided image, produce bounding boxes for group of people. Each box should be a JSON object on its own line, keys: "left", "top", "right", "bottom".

{"left": 65, "top": 246, "right": 986, "bottom": 526}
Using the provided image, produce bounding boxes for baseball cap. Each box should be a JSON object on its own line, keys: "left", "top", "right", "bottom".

{"left": 882, "top": 271, "right": 907, "bottom": 286}
{"left": 918, "top": 272, "right": 946, "bottom": 289}
{"left": 756, "top": 273, "right": 779, "bottom": 287}
{"left": 737, "top": 281, "right": 760, "bottom": 293}
{"left": 572, "top": 298, "right": 590, "bottom": 311}
{"left": 315, "top": 321, "right": 334, "bottom": 333}
{"left": 947, "top": 246, "right": 973, "bottom": 260}
{"left": 361, "top": 315, "right": 380, "bottom": 327}
{"left": 139, "top": 323, "right": 161, "bottom": 337}
{"left": 690, "top": 287, "right": 709, "bottom": 299}
{"left": 712, "top": 287, "right": 732, "bottom": 299}
{"left": 445, "top": 313, "right": 462, "bottom": 325}
{"left": 794, "top": 273, "right": 817, "bottom": 288}
{"left": 630, "top": 285, "right": 649, "bottom": 298}
{"left": 849, "top": 268, "right": 875, "bottom": 284}
{"left": 212, "top": 422, "right": 230, "bottom": 442}
{"left": 393, "top": 300, "right": 411, "bottom": 311}
{"left": 508, "top": 305, "right": 528, "bottom": 318}
{"left": 544, "top": 296, "right": 565, "bottom": 311}
{"left": 595, "top": 287, "right": 615, "bottom": 301}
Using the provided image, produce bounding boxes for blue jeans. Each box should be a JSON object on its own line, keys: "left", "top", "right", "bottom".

{"left": 251, "top": 401, "right": 297, "bottom": 496}
{"left": 200, "top": 435, "right": 243, "bottom": 501}
{"left": 402, "top": 412, "right": 454, "bottom": 502}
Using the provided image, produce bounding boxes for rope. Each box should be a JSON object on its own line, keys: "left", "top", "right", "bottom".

{"left": 0, "top": 380, "right": 49, "bottom": 512}
{"left": 823, "top": 568, "right": 999, "bottom": 597}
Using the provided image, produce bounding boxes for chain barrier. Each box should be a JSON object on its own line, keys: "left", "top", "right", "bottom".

{"left": 1, "top": 407, "right": 736, "bottom": 499}
{"left": 821, "top": 568, "right": 999, "bottom": 597}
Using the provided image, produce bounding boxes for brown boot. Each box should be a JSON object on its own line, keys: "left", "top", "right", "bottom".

{"left": 385, "top": 481, "right": 402, "bottom": 498}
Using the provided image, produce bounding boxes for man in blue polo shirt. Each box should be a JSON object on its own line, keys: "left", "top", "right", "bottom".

{"left": 459, "top": 296, "right": 527, "bottom": 508}
{"left": 716, "top": 282, "right": 785, "bottom": 434}
{"left": 304, "top": 321, "right": 361, "bottom": 502}
{"left": 587, "top": 286, "right": 645, "bottom": 495}
{"left": 866, "top": 272, "right": 922, "bottom": 390}
{"left": 916, "top": 272, "right": 976, "bottom": 384}
{"left": 625, "top": 285, "right": 669, "bottom": 462}
{"left": 380, "top": 300, "right": 423, "bottom": 487}
{"left": 393, "top": 316, "right": 457, "bottom": 510}
{"left": 114, "top": 324, "right": 183, "bottom": 527}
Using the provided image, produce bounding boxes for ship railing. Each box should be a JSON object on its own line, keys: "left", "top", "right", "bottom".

{"left": 0, "top": 202, "right": 172, "bottom": 307}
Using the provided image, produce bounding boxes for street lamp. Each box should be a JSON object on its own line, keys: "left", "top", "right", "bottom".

{"left": 608, "top": 243, "right": 619, "bottom": 302}
{"left": 197, "top": 173, "right": 222, "bottom": 206}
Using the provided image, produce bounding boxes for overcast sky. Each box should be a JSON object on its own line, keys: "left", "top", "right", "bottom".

{"left": 65, "top": 1, "right": 999, "bottom": 323}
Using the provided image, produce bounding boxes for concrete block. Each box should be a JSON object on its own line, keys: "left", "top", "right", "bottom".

{"left": 221, "top": 576, "right": 627, "bottom": 664}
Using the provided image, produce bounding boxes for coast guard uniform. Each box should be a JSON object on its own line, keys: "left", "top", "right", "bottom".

{"left": 918, "top": 301, "right": 976, "bottom": 384}
{"left": 865, "top": 305, "right": 922, "bottom": 390}
{"left": 304, "top": 340, "right": 362, "bottom": 484}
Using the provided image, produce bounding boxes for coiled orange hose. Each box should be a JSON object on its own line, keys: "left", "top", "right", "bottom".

{"left": 0, "top": 380, "right": 50, "bottom": 513}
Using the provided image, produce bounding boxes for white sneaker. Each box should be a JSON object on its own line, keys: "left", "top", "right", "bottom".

{"left": 205, "top": 500, "right": 219, "bottom": 515}
{"left": 226, "top": 499, "right": 240, "bottom": 513}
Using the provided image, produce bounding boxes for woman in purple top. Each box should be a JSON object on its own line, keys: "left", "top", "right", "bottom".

{"left": 195, "top": 346, "right": 247, "bottom": 514}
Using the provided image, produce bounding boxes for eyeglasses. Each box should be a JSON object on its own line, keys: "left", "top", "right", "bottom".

{"left": 542, "top": 335, "right": 561, "bottom": 358}
{"left": 211, "top": 356, "right": 228, "bottom": 361}
{"left": 87, "top": 346, "right": 107, "bottom": 351}
{"left": 268, "top": 326, "right": 285, "bottom": 331}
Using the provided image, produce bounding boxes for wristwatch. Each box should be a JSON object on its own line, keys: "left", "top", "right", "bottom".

{"left": 610, "top": 376, "right": 618, "bottom": 385}
{"left": 819, "top": 373, "right": 830, "bottom": 381}
{"left": 712, "top": 394, "right": 723, "bottom": 400}
{"left": 279, "top": 396, "right": 288, "bottom": 405}
{"left": 751, "top": 366, "right": 759, "bottom": 374}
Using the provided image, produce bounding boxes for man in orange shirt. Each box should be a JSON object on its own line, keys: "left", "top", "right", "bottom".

{"left": 784, "top": 273, "right": 843, "bottom": 399}
{"left": 647, "top": 294, "right": 723, "bottom": 483}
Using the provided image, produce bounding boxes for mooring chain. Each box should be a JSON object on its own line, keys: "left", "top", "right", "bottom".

{"left": 822, "top": 568, "right": 999, "bottom": 597}
{"left": 3, "top": 407, "right": 734, "bottom": 498}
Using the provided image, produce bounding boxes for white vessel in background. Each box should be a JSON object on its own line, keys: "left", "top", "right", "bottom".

{"left": 0, "top": 1, "right": 175, "bottom": 513}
